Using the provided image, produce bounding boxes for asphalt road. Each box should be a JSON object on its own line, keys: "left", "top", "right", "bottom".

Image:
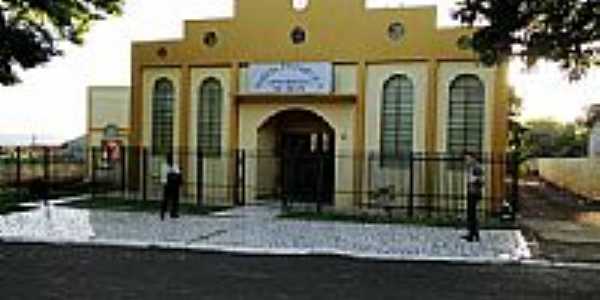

{"left": 0, "top": 243, "right": 598, "bottom": 300}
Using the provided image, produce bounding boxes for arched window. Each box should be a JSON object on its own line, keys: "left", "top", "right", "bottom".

{"left": 381, "top": 74, "right": 414, "bottom": 166}
{"left": 198, "top": 78, "right": 223, "bottom": 155}
{"left": 152, "top": 78, "right": 174, "bottom": 155}
{"left": 448, "top": 74, "right": 485, "bottom": 154}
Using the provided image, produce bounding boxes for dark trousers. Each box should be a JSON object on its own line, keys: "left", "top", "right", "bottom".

{"left": 466, "top": 191, "right": 480, "bottom": 240}
{"left": 161, "top": 186, "right": 180, "bottom": 219}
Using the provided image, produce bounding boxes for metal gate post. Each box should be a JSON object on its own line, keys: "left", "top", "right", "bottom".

{"left": 367, "top": 151, "right": 374, "bottom": 209}
{"left": 43, "top": 146, "right": 50, "bottom": 180}
{"left": 233, "top": 150, "right": 239, "bottom": 206}
{"left": 43, "top": 147, "right": 50, "bottom": 203}
{"left": 281, "top": 152, "right": 288, "bottom": 210}
{"left": 511, "top": 152, "right": 520, "bottom": 217}
{"left": 91, "top": 147, "right": 97, "bottom": 201}
{"left": 142, "top": 147, "right": 147, "bottom": 202}
{"left": 408, "top": 152, "right": 415, "bottom": 218}
{"left": 121, "top": 145, "right": 126, "bottom": 196}
{"left": 196, "top": 150, "right": 203, "bottom": 207}
{"left": 317, "top": 153, "right": 324, "bottom": 214}
{"left": 15, "top": 146, "right": 22, "bottom": 201}
{"left": 240, "top": 150, "right": 246, "bottom": 206}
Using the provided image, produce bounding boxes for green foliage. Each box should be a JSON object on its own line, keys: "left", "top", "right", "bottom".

{"left": 0, "top": 189, "right": 35, "bottom": 214}
{"left": 583, "top": 105, "right": 600, "bottom": 128}
{"left": 507, "top": 88, "right": 530, "bottom": 163}
{"left": 0, "top": 0, "right": 123, "bottom": 85}
{"left": 522, "top": 118, "right": 589, "bottom": 158}
{"left": 0, "top": 200, "right": 32, "bottom": 215}
{"left": 508, "top": 87, "right": 523, "bottom": 118}
{"left": 454, "top": 0, "right": 600, "bottom": 80}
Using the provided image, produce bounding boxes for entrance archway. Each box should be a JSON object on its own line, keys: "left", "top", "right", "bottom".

{"left": 257, "top": 109, "right": 335, "bottom": 204}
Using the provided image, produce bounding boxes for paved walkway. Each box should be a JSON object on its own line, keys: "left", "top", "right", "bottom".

{"left": 520, "top": 179, "right": 600, "bottom": 242}
{"left": 0, "top": 199, "right": 531, "bottom": 262}
{"left": 519, "top": 178, "right": 600, "bottom": 261}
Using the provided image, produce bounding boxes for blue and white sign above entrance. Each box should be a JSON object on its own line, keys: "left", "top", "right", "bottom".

{"left": 248, "top": 62, "right": 333, "bottom": 94}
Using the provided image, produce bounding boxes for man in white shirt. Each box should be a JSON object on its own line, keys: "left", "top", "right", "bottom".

{"left": 160, "top": 152, "right": 182, "bottom": 220}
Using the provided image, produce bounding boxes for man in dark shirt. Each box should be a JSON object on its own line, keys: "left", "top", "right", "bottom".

{"left": 462, "top": 152, "right": 484, "bottom": 242}
{"left": 160, "top": 153, "right": 182, "bottom": 220}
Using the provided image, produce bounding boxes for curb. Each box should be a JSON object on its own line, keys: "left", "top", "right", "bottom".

{"left": 1, "top": 235, "right": 533, "bottom": 266}
{"left": 520, "top": 259, "right": 600, "bottom": 270}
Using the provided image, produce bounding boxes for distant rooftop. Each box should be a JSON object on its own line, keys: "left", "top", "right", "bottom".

{"left": 0, "top": 134, "right": 66, "bottom": 147}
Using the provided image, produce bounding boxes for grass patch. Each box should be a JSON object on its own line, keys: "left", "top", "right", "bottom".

{"left": 279, "top": 211, "right": 517, "bottom": 229}
{"left": 0, "top": 199, "right": 34, "bottom": 215}
{"left": 59, "top": 197, "right": 231, "bottom": 216}
{"left": 0, "top": 182, "right": 89, "bottom": 202}
{"left": 0, "top": 182, "right": 90, "bottom": 215}
{"left": 0, "top": 192, "right": 144, "bottom": 216}
{"left": 0, "top": 190, "right": 36, "bottom": 215}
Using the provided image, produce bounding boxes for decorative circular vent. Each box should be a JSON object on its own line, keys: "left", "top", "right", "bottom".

{"left": 291, "top": 26, "right": 306, "bottom": 45}
{"left": 203, "top": 31, "right": 218, "bottom": 47}
{"left": 388, "top": 22, "right": 405, "bottom": 42}
{"left": 157, "top": 47, "right": 168, "bottom": 58}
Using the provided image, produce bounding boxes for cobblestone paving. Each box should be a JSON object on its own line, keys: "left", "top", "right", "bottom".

{"left": 0, "top": 200, "right": 531, "bottom": 261}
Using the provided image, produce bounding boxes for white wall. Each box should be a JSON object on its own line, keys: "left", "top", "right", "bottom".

{"left": 142, "top": 68, "right": 182, "bottom": 197}
{"left": 434, "top": 62, "right": 497, "bottom": 210}
{"left": 89, "top": 87, "right": 131, "bottom": 130}
{"left": 364, "top": 63, "right": 428, "bottom": 207}
{"left": 88, "top": 86, "right": 130, "bottom": 148}
{"left": 539, "top": 158, "right": 600, "bottom": 201}
{"left": 188, "top": 68, "right": 232, "bottom": 202}
{"left": 189, "top": 68, "right": 232, "bottom": 153}
{"left": 589, "top": 122, "right": 600, "bottom": 158}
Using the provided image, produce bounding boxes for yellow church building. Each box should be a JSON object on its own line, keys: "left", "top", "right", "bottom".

{"left": 127, "top": 0, "right": 510, "bottom": 215}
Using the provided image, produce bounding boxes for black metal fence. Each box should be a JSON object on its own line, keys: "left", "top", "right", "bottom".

{"left": 91, "top": 147, "right": 519, "bottom": 221}
{"left": 362, "top": 152, "right": 519, "bottom": 222}
{"left": 1, "top": 145, "right": 519, "bottom": 223}
{"left": 0, "top": 147, "right": 87, "bottom": 201}
{"left": 240, "top": 150, "right": 519, "bottom": 222}
{"left": 89, "top": 147, "right": 245, "bottom": 208}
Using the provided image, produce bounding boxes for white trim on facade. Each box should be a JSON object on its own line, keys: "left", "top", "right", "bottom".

{"left": 142, "top": 68, "right": 182, "bottom": 151}
{"left": 365, "top": 63, "right": 428, "bottom": 153}
{"left": 188, "top": 68, "right": 232, "bottom": 200}
{"left": 436, "top": 62, "right": 496, "bottom": 154}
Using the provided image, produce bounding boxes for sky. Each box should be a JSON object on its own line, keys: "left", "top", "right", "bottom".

{"left": 1, "top": 0, "right": 599, "bottom": 145}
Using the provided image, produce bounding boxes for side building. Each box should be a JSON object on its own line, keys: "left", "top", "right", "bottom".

{"left": 87, "top": 86, "right": 131, "bottom": 171}
{"left": 588, "top": 104, "right": 600, "bottom": 158}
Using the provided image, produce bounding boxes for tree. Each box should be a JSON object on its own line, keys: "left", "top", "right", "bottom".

{"left": 454, "top": 0, "right": 600, "bottom": 80}
{"left": 508, "top": 87, "right": 523, "bottom": 119}
{"left": 582, "top": 104, "right": 600, "bottom": 128}
{"left": 0, "top": 0, "right": 123, "bottom": 85}
{"left": 522, "top": 118, "right": 589, "bottom": 158}
{"left": 507, "top": 88, "right": 526, "bottom": 157}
